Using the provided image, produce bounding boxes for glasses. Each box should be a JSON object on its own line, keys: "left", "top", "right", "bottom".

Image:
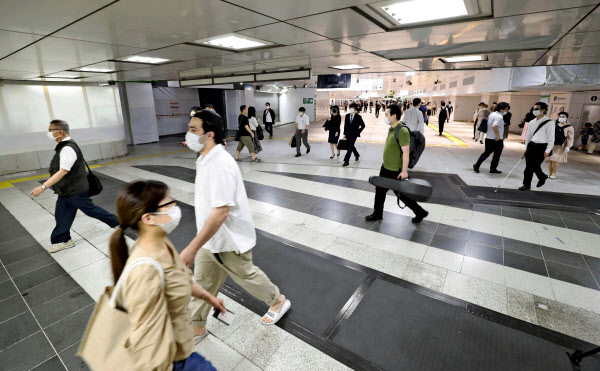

{"left": 48, "top": 129, "right": 61, "bottom": 132}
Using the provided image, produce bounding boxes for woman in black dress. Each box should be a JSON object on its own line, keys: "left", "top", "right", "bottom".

{"left": 327, "top": 105, "right": 342, "bottom": 159}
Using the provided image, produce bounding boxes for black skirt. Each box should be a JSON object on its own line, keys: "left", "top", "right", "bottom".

{"left": 328, "top": 130, "right": 340, "bottom": 144}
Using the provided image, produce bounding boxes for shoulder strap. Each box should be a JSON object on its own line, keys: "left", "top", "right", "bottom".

{"left": 110, "top": 257, "right": 165, "bottom": 309}
{"left": 65, "top": 141, "right": 93, "bottom": 174}
{"left": 532, "top": 119, "right": 552, "bottom": 137}
{"left": 395, "top": 124, "right": 409, "bottom": 148}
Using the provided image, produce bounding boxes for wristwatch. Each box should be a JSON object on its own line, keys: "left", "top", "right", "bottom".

{"left": 41, "top": 184, "right": 46, "bottom": 190}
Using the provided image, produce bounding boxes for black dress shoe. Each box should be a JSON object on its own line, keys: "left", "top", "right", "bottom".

{"left": 365, "top": 213, "right": 383, "bottom": 222}
{"left": 342, "top": 162, "right": 350, "bottom": 167}
{"left": 412, "top": 211, "right": 429, "bottom": 224}
{"left": 295, "top": 154, "right": 301, "bottom": 157}
{"left": 518, "top": 185, "right": 530, "bottom": 191}
{"left": 307, "top": 148, "right": 311, "bottom": 154}
{"left": 537, "top": 176, "right": 547, "bottom": 188}
{"left": 473, "top": 164, "right": 480, "bottom": 173}
{"left": 355, "top": 155, "right": 360, "bottom": 161}
{"left": 489, "top": 169, "right": 502, "bottom": 174}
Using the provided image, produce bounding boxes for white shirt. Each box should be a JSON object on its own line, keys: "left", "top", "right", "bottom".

{"left": 295, "top": 114, "right": 309, "bottom": 130}
{"left": 59, "top": 137, "right": 77, "bottom": 171}
{"left": 486, "top": 112, "right": 505, "bottom": 140}
{"left": 525, "top": 116, "right": 555, "bottom": 153}
{"left": 265, "top": 110, "right": 272, "bottom": 123}
{"left": 194, "top": 145, "right": 256, "bottom": 254}
{"left": 403, "top": 106, "right": 425, "bottom": 134}
{"left": 248, "top": 117, "right": 258, "bottom": 131}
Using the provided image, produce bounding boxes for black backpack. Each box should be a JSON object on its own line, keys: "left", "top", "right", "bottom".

{"left": 554, "top": 124, "right": 571, "bottom": 145}
{"left": 395, "top": 123, "right": 426, "bottom": 169}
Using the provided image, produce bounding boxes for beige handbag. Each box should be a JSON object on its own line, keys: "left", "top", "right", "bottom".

{"left": 77, "top": 257, "right": 165, "bottom": 370}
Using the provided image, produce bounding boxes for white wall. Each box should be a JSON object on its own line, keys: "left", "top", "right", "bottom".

{"left": 224, "top": 90, "right": 245, "bottom": 131}
{"left": 316, "top": 91, "right": 331, "bottom": 121}
{"left": 279, "top": 88, "right": 317, "bottom": 123}
{"left": 453, "top": 96, "right": 482, "bottom": 121}
{"left": 125, "top": 83, "right": 159, "bottom": 144}
{"left": 0, "top": 83, "right": 127, "bottom": 175}
{"left": 153, "top": 87, "right": 199, "bottom": 136}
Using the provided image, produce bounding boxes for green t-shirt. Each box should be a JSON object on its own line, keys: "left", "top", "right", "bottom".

{"left": 383, "top": 124, "right": 410, "bottom": 172}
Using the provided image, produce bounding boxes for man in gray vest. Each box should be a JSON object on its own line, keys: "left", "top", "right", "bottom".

{"left": 30, "top": 120, "right": 119, "bottom": 253}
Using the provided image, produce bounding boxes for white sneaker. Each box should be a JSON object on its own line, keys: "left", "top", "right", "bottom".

{"left": 49, "top": 239, "right": 75, "bottom": 253}
{"left": 549, "top": 175, "right": 556, "bottom": 179}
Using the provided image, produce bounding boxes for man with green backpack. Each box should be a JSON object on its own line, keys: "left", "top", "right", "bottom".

{"left": 365, "top": 104, "right": 429, "bottom": 224}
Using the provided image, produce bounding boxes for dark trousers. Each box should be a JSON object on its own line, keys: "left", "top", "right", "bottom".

{"left": 295, "top": 129, "right": 310, "bottom": 154}
{"left": 476, "top": 139, "right": 504, "bottom": 171}
{"left": 375, "top": 108, "right": 380, "bottom": 118}
{"left": 439, "top": 117, "right": 447, "bottom": 134}
{"left": 473, "top": 121, "right": 478, "bottom": 138}
{"left": 523, "top": 142, "right": 548, "bottom": 187}
{"left": 51, "top": 191, "right": 119, "bottom": 244}
{"left": 265, "top": 122, "right": 273, "bottom": 137}
{"left": 373, "top": 166, "right": 426, "bottom": 217}
{"left": 343, "top": 135, "right": 360, "bottom": 163}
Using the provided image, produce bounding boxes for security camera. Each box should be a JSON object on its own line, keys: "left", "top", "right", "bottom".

{"left": 434, "top": 79, "right": 441, "bottom": 84}
{"left": 108, "top": 81, "right": 116, "bottom": 85}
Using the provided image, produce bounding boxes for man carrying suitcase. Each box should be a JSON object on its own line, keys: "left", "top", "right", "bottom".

{"left": 365, "top": 104, "right": 429, "bottom": 223}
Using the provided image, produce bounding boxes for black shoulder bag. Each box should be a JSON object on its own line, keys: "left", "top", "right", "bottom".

{"left": 70, "top": 142, "right": 103, "bottom": 196}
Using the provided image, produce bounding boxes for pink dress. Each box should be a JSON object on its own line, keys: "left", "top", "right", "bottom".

{"left": 548, "top": 123, "right": 575, "bottom": 163}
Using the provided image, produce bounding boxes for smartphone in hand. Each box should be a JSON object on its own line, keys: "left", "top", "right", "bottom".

{"left": 213, "top": 309, "right": 235, "bottom": 326}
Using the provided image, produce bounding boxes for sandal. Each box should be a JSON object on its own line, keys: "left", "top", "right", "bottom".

{"left": 235, "top": 158, "right": 240, "bottom": 161}
{"left": 252, "top": 158, "right": 261, "bottom": 162}
{"left": 330, "top": 155, "right": 334, "bottom": 159}
{"left": 261, "top": 299, "right": 291, "bottom": 326}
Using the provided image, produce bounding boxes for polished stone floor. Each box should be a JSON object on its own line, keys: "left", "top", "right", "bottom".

{"left": 1, "top": 110, "right": 599, "bottom": 370}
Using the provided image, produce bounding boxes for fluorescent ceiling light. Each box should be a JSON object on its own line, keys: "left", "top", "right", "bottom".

{"left": 195, "top": 34, "right": 272, "bottom": 50}
{"left": 42, "top": 74, "right": 81, "bottom": 79}
{"left": 73, "top": 67, "right": 115, "bottom": 73}
{"left": 381, "top": 0, "right": 468, "bottom": 25}
{"left": 330, "top": 64, "right": 367, "bottom": 70}
{"left": 118, "top": 56, "right": 171, "bottom": 64}
{"left": 443, "top": 55, "right": 486, "bottom": 63}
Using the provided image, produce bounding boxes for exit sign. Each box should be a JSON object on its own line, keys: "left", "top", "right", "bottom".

{"left": 303, "top": 98, "right": 313, "bottom": 104}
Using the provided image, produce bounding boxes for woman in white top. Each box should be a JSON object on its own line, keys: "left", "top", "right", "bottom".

{"left": 547, "top": 111, "right": 574, "bottom": 178}
{"left": 248, "top": 106, "right": 262, "bottom": 154}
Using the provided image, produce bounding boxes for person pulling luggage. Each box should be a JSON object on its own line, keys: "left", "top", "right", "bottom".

{"left": 365, "top": 104, "right": 429, "bottom": 223}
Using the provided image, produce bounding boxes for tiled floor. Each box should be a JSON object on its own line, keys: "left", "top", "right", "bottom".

{"left": 1, "top": 111, "right": 600, "bottom": 369}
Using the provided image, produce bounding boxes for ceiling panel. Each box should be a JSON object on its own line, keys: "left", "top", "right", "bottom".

{"left": 493, "top": 0, "right": 598, "bottom": 17}
{"left": 337, "top": 7, "right": 592, "bottom": 54}
{"left": 226, "top": 0, "right": 375, "bottom": 21}
{"left": 397, "top": 50, "right": 546, "bottom": 70}
{"left": 543, "top": 46, "right": 600, "bottom": 59}
{"left": 552, "top": 31, "right": 600, "bottom": 49}
{"left": 287, "top": 9, "right": 384, "bottom": 39}
{"left": 0, "top": 37, "right": 146, "bottom": 75}
{"left": 0, "top": 0, "right": 113, "bottom": 35}
{"left": 0, "top": 30, "right": 44, "bottom": 59}
{"left": 266, "top": 40, "right": 362, "bottom": 59}
{"left": 260, "top": 53, "right": 387, "bottom": 69}
{"left": 76, "top": 61, "right": 151, "bottom": 72}
{"left": 0, "top": 70, "right": 42, "bottom": 80}
{"left": 573, "top": 6, "right": 600, "bottom": 32}
{"left": 235, "top": 22, "right": 327, "bottom": 44}
{"left": 129, "top": 44, "right": 236, "bottom": 61}
{"left": 53, "top": 0, "right": 277, "bottom": 49}
{"left": 535, "top": 56, "right": 600, "bottom": 66}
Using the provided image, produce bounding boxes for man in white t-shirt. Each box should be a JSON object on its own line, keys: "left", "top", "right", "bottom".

{"left": 180, "top": 111, "right": 290, "bottom": 341}
{"left": 294, "top": 106, "right": 311, "bottom": 157}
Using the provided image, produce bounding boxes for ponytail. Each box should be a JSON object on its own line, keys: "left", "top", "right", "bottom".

{"left": 109, "top": 226, "right": 129, "bottom": 283}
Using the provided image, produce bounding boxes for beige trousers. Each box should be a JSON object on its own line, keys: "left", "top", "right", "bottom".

{"left": 189, "top": 248, "right": 280, "bottom": 327}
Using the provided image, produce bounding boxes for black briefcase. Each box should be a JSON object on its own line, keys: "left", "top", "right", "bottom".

{"left": 368, "top": 176, "right": 432, "bottom": 202}
{"left": 337, "top": 139, "right": 349, "bottom": 150}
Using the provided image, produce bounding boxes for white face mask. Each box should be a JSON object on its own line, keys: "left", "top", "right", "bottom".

{"left": 266, "top": 106, "right": 270, "bottom": 109}
{"left": 533, "top": 109, "right": 541, "bottom": 116}
{"left": 299, "top": 112, "right": 303, "bottom": 116}
{"left": 384, "top": 116, "right": 391, "bottom": 125}
{"left": 349, "top": 108, "right": 355, "bottom": 114}
{"left": 558, "top": 117, "right": 567, "bottom": 123}
{"left": 152, "top": 205, "right": 182, "bottom": 234}
{"left": 501, "top": 111, "right": 507, "bottom": 116}
{"left": 185, "top": 131, "right": 208, "bottom": 153}
{"left": 47, "top": 131, "right": 58, "bottom": 141}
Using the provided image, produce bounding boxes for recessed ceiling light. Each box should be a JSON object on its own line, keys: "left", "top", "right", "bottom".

{"left": 381, "top": 0, "right": 468, "bottom": 25}
{"left": 117, "top": 56, "right": 172, "bottom": 64}
{"left": 194, "top": 34, "right": 272, "bottom": 50}
{"left": 330, "top": 64, "right": 367, "bottom": 70}
{"left": 443, "top": 55, "right": 486, "bottom": 63}
{"left": 72, "top": 67, "right": 116, "bottom": 73}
